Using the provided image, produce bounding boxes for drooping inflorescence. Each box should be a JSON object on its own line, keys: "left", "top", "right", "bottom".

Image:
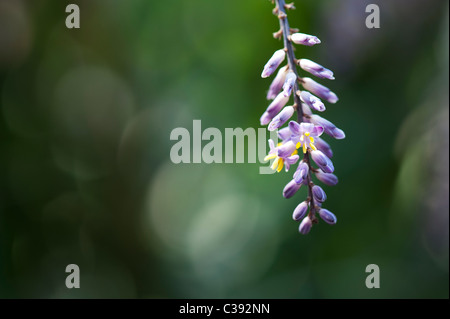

{"left": 260, "top": 0, "right": 345, "bottom": 234}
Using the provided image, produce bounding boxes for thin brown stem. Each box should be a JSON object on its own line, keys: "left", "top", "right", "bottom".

{"left": 275, "top": 0, "right": 317, "bottom": 221}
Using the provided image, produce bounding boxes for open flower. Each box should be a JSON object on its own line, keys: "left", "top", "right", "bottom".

{"left": 288, "top": 122, "right": 324, "bottom": 153}
{"left": 264, "top": 139, "right": 299, "bottom": 172}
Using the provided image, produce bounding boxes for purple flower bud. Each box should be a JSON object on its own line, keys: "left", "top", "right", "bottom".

{"left": 311, "top": 150, "right": 334, "bottom": 173}
{"left": 260, "top": 92, "right": 290, "bottom": 125}
{"left": 278, "top": 127, "right": 292, "bottom": 141}
{"left": 318, "top": 208, "right": 337, "bottom": 224}
{"left": 260, "top": 112, "right": 272, "bottom": 126}
{"left": 315, "top": 169, "right": 338, "bottom": 186}
{"left": 331, "top": 128, "right": 346, "bottom": 139}
{"left": 283, "top": 179, "right": 302, "bottom": 199}
{"left": 267, "top": 66, "right": 288, "bottom": 100}
{"left": 312, "top": 185, "right": 327, "bottom": 203}
{"left": 299, "top": 59, "right": 335, "bottom": 80}
{"left": 300, "top": 91, "right": 325, "bottom": 112}
{"left": 309, "top": 115, "right": 334, "bottom": 133}
{"left": 302, "top": 77, "right": 338, "bottom": 104}
{"left": 310, "top": 115, "right": 345, "bottom": 140}
{"left": 293, "top": 162, "right": 309, "bottom": 184}
{"left": 301, "top": 103, "right": 312, "bottom": 116}
{"left": 299, "top": 216, "right": 313, "bottom": 234}
{"left": 261, "top": 49, "right": 286, "bottom": 78}
{"left": 277, "top": 140, "right": 296, "bottom": 158}
{"left": 268, "top": 106, "right": 294, "bottom": 131}
{"left": 266, "top": 92, "right": 290, "bottom": 116}
{"left": 282, "top": 72, "right": 297, "bottom": 97}
{"left": 315, "top": 137, "right": 333, "bottom": 158}
{"left": 292, "top": 201, "right": 308, "bottom": 221}
{"left": 290, "top": 33, "right": 321, "bottom": 46}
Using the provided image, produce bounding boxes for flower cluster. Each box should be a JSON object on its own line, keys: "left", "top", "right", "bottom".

{"left": 260, "top": 0, "right": 345, "bottom": 234}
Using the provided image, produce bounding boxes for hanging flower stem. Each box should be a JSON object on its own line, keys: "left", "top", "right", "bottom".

{"left": 275, "top": 0, "right": 318, "bottom": 222}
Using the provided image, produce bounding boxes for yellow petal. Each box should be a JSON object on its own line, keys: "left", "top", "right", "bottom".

{"left": 310, "top": 137, "right": 314, "bottom": 143}
{"left": 302, "top": 143, "right": 307, "bottom": 154}
{"left": 311, "top": 143, "right": 317, "bottom": 151}
{"left": 292, "top": 149, "right": 298, "bottom": 155}
{"left": 296, "top": 142, "right": 301, "bottom": 149}
{"left": 277, "top": 159, "right": 284, "bottom": 172}
{"left": 264, "top": 153, "right": 277, "bottom": 161}
{"left": 305, "top": 132, "right": 310, "bottom": 136}
{"left": 271, "top": 158, "right": 279, "bottom": 170}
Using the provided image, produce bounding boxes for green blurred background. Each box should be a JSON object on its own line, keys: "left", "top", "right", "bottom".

{"left": 0, "top": 0, "right": 448, "bottom": 298}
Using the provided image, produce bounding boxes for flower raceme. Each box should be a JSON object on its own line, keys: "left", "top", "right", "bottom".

{"left": 259, "top": 0, "right": 345, "bottom": 235}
